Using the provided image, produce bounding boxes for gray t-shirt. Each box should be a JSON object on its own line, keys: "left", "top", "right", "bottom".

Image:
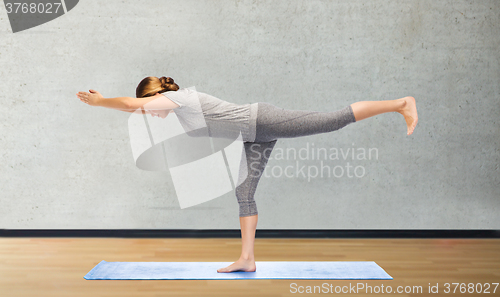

{"left": 162, "top": 88, "right": 258, "bottom": 142}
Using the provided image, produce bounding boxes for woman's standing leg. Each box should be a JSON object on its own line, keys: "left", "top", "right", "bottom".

{"left": 217, "top": 140, "right": 277, "bottom": 273}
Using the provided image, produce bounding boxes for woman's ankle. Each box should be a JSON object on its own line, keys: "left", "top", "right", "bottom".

{"left": 396, "top": 98, "right": 407, "bottom": 113}
{"left": 240, "top": 254, "right": 255, "bottom": 261}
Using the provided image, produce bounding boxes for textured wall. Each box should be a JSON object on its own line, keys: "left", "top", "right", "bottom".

{"left": 0, "top": 0, "right": 498, "bottom": 229}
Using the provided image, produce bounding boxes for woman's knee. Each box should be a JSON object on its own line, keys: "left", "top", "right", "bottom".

{"left": 235, "top": 182, "right": 252, "bottom": 202}
{"left": 239, "top": 201, "right": 258, "bottom": 217}
{"left": 235, "top": 182, "right": 258, "bottom": 214}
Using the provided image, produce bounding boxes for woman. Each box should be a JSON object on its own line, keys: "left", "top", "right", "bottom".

{"left": 77, "top": 76, "right": 418, "bottom": 273}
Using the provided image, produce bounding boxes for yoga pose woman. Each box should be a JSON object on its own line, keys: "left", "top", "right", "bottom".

{"left": 77, "top": 76, "right": 418, "bottom": 273}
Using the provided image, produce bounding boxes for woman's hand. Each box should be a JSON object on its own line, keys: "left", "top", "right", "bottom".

{"left": 77, "top": 89, "right": 104, "bottom": 107}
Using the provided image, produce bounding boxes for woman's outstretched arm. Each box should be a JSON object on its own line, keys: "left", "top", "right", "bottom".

{"left": 77, "top": 89, "right": 179, "bottom": 112}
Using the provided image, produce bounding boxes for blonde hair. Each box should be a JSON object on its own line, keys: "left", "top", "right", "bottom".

{"left": 135, "top": 76, "right": 180, "bottom": 98}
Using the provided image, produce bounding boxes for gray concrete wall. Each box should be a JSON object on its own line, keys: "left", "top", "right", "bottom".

{"left": 0, "top": 0, "right": 498, "bottom": 229}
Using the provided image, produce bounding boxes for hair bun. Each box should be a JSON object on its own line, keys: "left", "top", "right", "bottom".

{"left": 157, "top": 76, "right": 180, "bottom": 92}
{"left": 160, "top": 76, "right": 174, "bottom": 86}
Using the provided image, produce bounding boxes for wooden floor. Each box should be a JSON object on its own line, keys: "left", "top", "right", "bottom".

{"left": 1, "top": 238, "right": 499, "bottom": 296}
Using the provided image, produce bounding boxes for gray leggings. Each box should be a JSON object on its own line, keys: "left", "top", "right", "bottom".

{"left": 236, "top": 102, "right": 356, "bottom": 217}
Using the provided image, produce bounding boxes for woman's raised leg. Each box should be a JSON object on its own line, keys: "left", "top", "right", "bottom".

{"left": 350, "top": 96, "right": 418, "bottom": 135}
{"left": 254, "top": 96, "right": 418, "bottom": 144}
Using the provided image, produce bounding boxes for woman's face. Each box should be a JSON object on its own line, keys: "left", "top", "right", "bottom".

{"left": 149, "top": 92, "right": 170, "bottom": 119}
{"left": 150, "top": 109, "right": 170, "bottom": 119}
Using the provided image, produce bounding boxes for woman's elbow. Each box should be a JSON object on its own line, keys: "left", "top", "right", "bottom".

{"left": 123, "top": 97, "right": 136, "bottom": 110}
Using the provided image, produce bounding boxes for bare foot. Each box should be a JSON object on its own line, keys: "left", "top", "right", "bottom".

{"left": 398, "top": 96, "right": 418, "bottom": 135}
{"left": 217, "top": 257, "right": 256, "bottom": 273}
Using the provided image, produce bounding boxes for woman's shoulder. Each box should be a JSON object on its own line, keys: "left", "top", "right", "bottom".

{"left": 165, "top": 87, "right": 199, "bottom": 98}
{"left": 164, "top": 87, "right": 189, "bottom": 94}
{"left": 162, "top": 87, "right": 203, "bottom": 109}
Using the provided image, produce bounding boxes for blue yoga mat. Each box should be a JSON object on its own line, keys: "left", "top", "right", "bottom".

{"left": 84, "top": 261, "right": 392, "bottom": 280}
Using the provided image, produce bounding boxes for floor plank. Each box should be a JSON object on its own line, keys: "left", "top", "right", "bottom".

{"left": 0, "top": 238, "right": 498, "bottom": 296}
